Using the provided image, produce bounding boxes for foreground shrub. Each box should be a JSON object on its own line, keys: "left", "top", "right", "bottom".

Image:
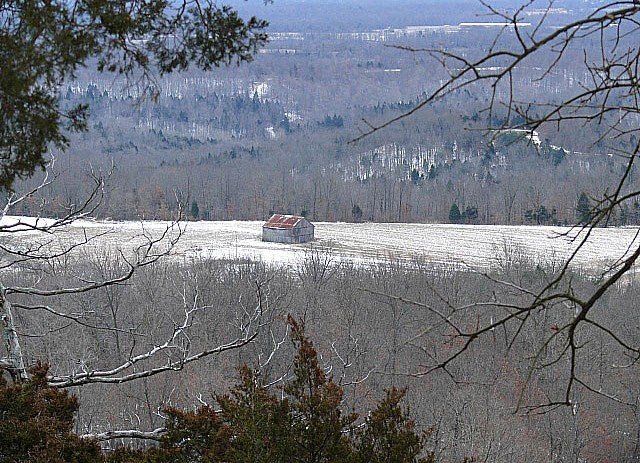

{"left": 2, "top": 318, "right": 434, "bottom": 463}
{"left": 0, "top": 363, "right": 102, "bottom": 463}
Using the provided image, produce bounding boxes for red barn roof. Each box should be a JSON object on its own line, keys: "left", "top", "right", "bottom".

{"left": 263, "top": 214, "right": 308, "bottom": 230}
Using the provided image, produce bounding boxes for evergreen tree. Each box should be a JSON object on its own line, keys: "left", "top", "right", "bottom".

{"left": 284, "top": 316, "right": 357, "bottom": 463}
{"left": 576, "top": 192, "right": 592, "bottom": 224}
{"left": 410, "top": 169, "right": 422, "bottom": 185}
{"left": 352, "top": 204, "right": 363, "bottom": 222}
{"left": 464, "top": 206, "right": 478, "bottom": 223}
{"left": 191, "top": 201, "right": 200, "bottom": 220}
{"left": 355, "top": 388, "right": 434, "bottom": 463}
{"left": 217, "top": 366, "right": 292, "bottom": 463}
{"left": 448, "top": 203, "right": 462, "bottom": 223}
{"left": 0, "top": 364, "right": 103, "bottom": 463}
{"left": 3, "top": 319, "right": 434, "bottom": 463}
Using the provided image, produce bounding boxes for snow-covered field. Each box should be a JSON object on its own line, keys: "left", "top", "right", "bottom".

{"left": 1, "top": 217, "right": 639, "bottom": 272}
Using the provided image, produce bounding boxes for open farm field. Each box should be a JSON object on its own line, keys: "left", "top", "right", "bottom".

{"left": 2, "top": 216, "right": 639, "bottom": 272}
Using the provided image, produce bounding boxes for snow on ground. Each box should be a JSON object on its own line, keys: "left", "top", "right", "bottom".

{"left": 1, "top": 217, "right": 639, "bottom": 273}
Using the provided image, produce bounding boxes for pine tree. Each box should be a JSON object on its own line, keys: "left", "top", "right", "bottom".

{"left": 576, "top": 192, "right": 592, "bottom": 224}
{"left": 448, "top": 203, "right": 462, "bottom": 223}
{"left": 191, "top": 200, "right": 200, "bottom": 220}
{"left": 352, "top": 204, "right": 363, "bottom": 222}
{"left": 0, "top": 364, "right": 103, "bottom": 463}
{"left": 356, "top": 388, "right": 435, "bottom": 463}
{"left": 217, "top": 366, "right": 292, "bottom": 463}
{"left": 464, "top": 206, "right": 478, "bottom": 223}
{"left": 410, "top": 169, "right": 422, "bottom": 185}
{"left": 285, "top": 316, "right": 357, "bottom": 463}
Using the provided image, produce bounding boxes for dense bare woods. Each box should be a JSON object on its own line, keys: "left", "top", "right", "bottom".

{"left": 2, "top": 247, "right": 636, "bottom": 461}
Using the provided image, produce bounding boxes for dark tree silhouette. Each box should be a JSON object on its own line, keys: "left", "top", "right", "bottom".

{"left": 0, "top": 0, "right": 268, "bottom": 191}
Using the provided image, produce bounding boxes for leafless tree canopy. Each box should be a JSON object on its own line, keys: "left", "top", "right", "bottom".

{"left": 353, "top": 1, "right": 640, "bottom": 412}
{"left": 0, "top": 166, "right": 277, "bottom": 440}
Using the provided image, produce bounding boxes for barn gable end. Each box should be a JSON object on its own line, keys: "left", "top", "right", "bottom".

{"left": 262, "top": 214, "right": 314, "bottom": 244}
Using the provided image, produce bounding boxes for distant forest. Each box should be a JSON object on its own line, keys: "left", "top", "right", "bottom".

{"left": 15, "top": 1, "right": 639, "bottom": 226}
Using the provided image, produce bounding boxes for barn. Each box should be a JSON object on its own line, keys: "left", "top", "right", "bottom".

{"left": 262, "top": 214, "right": 315, "bottom": 244}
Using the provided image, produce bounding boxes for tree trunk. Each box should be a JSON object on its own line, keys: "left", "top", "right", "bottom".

{"left": 0, "top": 284, "right": 28, "bottom": 382}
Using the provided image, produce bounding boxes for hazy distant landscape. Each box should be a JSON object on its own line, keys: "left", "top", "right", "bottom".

{"left": 18, "top": 0, "right": 636, "bottom": 228}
